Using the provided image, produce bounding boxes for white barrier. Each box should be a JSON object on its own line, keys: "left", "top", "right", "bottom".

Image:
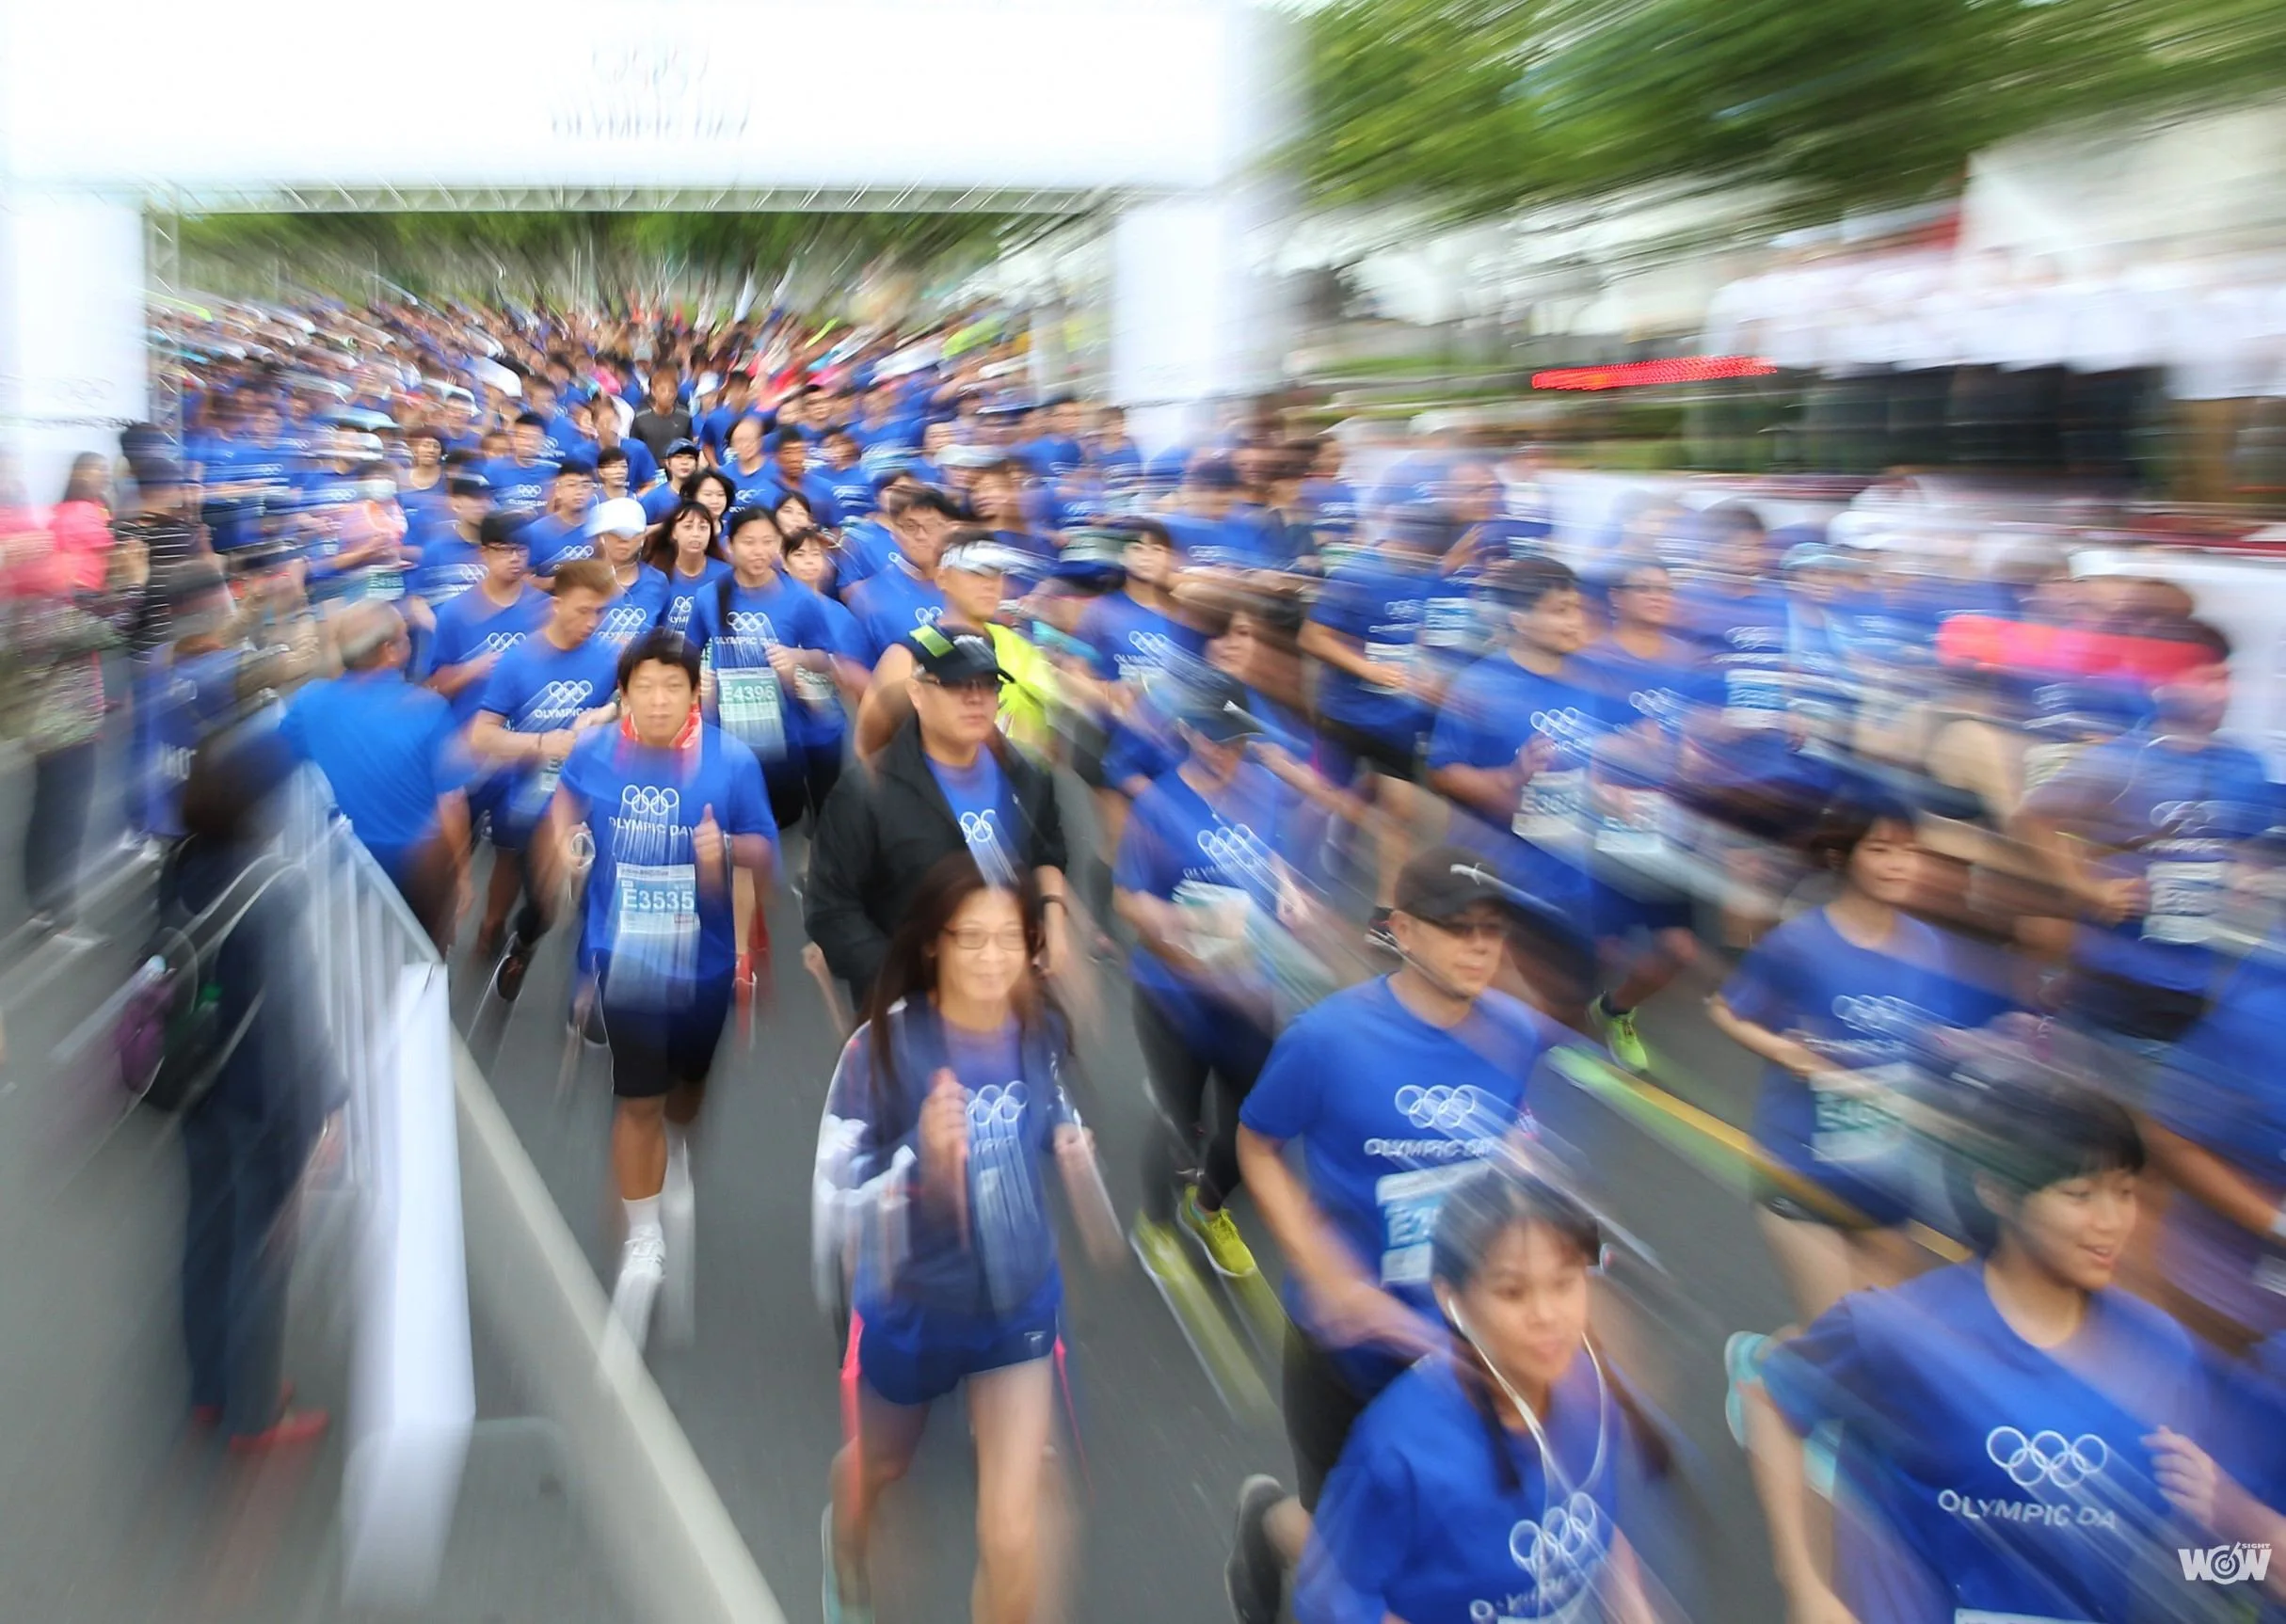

{"left": 282, "top": 769, "right": 476, "bottom": 1609}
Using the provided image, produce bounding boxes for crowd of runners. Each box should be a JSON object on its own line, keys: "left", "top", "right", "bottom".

{"left": 6, "top": 291, "right": 2286, "bottom": 1622}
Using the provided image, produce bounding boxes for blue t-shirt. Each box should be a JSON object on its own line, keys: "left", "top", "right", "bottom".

{"left": 1675, "top": 580, "right": 1790, "bottom": 729}
{"left": 846, "top": 559, "right": 948, "bottom": 663}
{"left": 594, "top": 568, "right": 668, "bottom": 655}
{"left": 519, "top": 511, "right": 592, "bottom": 576}
{"left": 611, "top": 437, "right": 661, "bottom": 491}
{"left": 687, "top": 571, "right": 839, "bottom": 758}
{"left": 280, "top": 671, "right": 468, "bottom": 863}
{"left": 820, "top": 462, "right": 878, "bottom": 519}
{"left": 1427, "top": 652, "right": 1608, "bottom": 913}
{"left": 1299, "top": 1354, "right": 1635, "bottom": 1624}
{"left": 639, "top": 482, "right": 686, "bottom": 525}
{"left": 1240, "top": 978, "right": 1561, "bottom": 1392}
{"left": 558, "top": 724, "right": 776, "bottom": 1000}
{"left": 408, "top": 521, "right": 487, "bottom": 606}
{"left": 426, "top": 586, "right": 551, "bottom": 724}
{"left": 928, "top": 750, "right": 1015, "bottom": 877}
{"left": 476, "top": 632, "right": 622, "bottom": 825}
{"left": 654, "top": 558, "right": 734, "bottom": 638}
{"left": 1113, "top": 762, "right": 1294, "bottom": 1065}
{"left": 136, "top": 648, "right": 246, "bottom": 839}
{"left": 1720, "top": 907, "right": 2013, "bottom": 1222}
{"left": 2022, "top": 730, "right": 2279, "bottom": 993}
{"left": 699, "top": 406, "right": 762, "bottom": 462}
{"left": 830, "top": 518, "right": 898, "bottom": 594}
{"left": 822, "top": 1009, "right": 1078, "bottom": 1320}
{"left": 484, "top": 454, "right": 558, "bottom": 514}
{"left": 1310, "top": 551, "right": 1436, "bottom": 742}
{"left": 1762, "top": 1263, "right": 2208, "bottom": 1624}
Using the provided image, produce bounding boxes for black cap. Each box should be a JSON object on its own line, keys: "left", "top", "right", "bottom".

{"left": 446, "top": 472, "right": 492, "bottom": 499}
{"left": 1395, "top": 845, "right": 1519, "bottom": 923}
{"left": 1173, "top": 669, "right": 1264, "bottom": 745}
{"left": 906, "top": 623, "right": 1006, "bottom": 686}
{"left": 554, "top": 451, "right": 597, "bottom": 478}
{"left": 665, "top": 437, "right": 701, "bottom": 459}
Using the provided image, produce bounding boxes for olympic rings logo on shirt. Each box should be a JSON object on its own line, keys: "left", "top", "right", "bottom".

{"left": 1829, "top": 994, "right": 1934, "bottom": 1039}
{"left": 1728, "top": 628, "right": 1782, "bottom": 652}
{"left": 531, "top": 679, "right": 596, "bottom": 719}
{"left": 727, "top": 611, "right": 777, "bottom": 640}
{"left": 1127, "top": 629, "right": 1175, "bottom": 662}
{"left": 1985, "top": 1427, "right": 2110, "bottom": 1489}
{"left": 967, "top": 1082, "right": 1029, "bottom": 1129}
{"left": 480, "top": 630, "right": 526, "bottom": 653}
{"left": 1528, "top": 707, "right": 1601, "bottom": 750}
{"left": 1508, "top": 1490, "right": 1605, "bottom": 1580}
{"left": 1196, "top": 823, "right": 1275, "bottom": 886}
{"left": 959, "top": 809, "right": 1002, "bottom": 846}
{"left": 620, "top": 785, "right": 682, "bottom": 820}
{"left": 1395, "top": 1084, "right": 1484, "bottom": 1131}
{"left": 667, "top": 599, "right": 695, "bottom": 629}
{"left": 2150, "top": 799, "right": 2225, "bottom": 836}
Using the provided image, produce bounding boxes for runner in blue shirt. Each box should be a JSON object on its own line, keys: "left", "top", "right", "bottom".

{"left": 1229, "top": 848, "right": 1571, "bottom": 1622}
{"left": 717, "top": 415, "right": 776, "bottom": 506}
{"left": 485, "top": 413, "right": 559, "bottom": 513}
{"left": 279, "top": 602, "right": 471, "bottom": 947}
{"left": 519, "top": 454, "right": 597, "bottom": 581}
{"left": 1117, "top": 670, "right": 1317, "bottom": 1291}
{"left": 548, "top": 627, "right": 778, "bottom": 1353}
{"left": 1303, "top": 524, "right": 1444, "bottom": 927}
{"left": 408, "top": 470, "right": 492, "bottom": 613}
{"left": 818, "top": 426, "right": 878, "bottom": 520}
{"left": 815, "top": 853, "right": 1119, "bottom": 1624}
{"left": 697, "top": 372, "right": 759, "bottom": 463}
{"left": 424, "top": 513, "right": 549, "bottom": 720}
{"left": 638, "top": 500, "right": 732, "bottom": 639}
{"left": 585, "top": 497, "right": 665, "bottom": 655}
{"left": 844, "top": 488, "right": 956, "bottom": 662}
{"left": 1287, "top": 1168, "right": 1671, "bottom": 1624}
{"left": 1709, "top": 797, "right": 2017, "bottom": 1326}
{"left": 1746, "top": 1076, "right": 2211, "bottom": 1624}
{"left": 688, "top": 506, "right": 847, "bottom": 997}
{"left": 2020, "top": 622, "right": 2278, "bottom": 1065}
{"left": 396, "top": 425, "right": 453, "bottom": 535}
{"left": 640, "top": 440, "right": 704, "bottom": 525}
{"left": 466, "top": 558, "right": 623, "bottom": 998}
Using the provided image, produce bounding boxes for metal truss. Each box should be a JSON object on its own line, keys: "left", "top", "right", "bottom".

{"left": 144, "top": 184, "right": 184, "bottom": 437}
{"left": 94, "top": 182, "right": 1158, "bottom": 217}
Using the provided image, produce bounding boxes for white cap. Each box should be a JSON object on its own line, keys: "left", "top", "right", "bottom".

{"left": 586, "top": 496, "right": 648, "bottom": 538}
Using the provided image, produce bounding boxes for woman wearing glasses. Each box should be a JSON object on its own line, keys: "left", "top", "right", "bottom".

{"left": 814, "top": 852, "right": 1118, "bottom": 1624}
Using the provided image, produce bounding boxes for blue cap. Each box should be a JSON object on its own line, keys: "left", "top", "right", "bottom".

{"left": 554, "top": 452, "right": 597, "bottom": 478}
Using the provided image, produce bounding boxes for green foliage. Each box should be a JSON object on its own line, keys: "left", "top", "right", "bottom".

{"left": 1295, "top": 0, "right": 2286, "bottom": 227}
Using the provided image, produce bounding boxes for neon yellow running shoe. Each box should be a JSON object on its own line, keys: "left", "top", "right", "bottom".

{"left": 1179, "top": 1185, "right": 1259, "bottom": 1278}
{"left": 1595, "top": 997, "right": 1650, "bottom": 1073}
{"left": 1131, "top": 1216, "right": 1191, "bottom": 1287}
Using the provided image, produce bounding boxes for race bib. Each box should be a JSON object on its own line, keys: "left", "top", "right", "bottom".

{"left": 1514, "top": 767, "right": 1586, "bottom": 845}
{"left": 1810, "top": 1068, "right": 1907, "bottom": 1164}
{"left": 2143, "top": 859, "right": 2228, "bottom": 946}
{"left": 517, "top": 759, "right": 563, "bottom": 820}
{"left": 1594, "top": 788, "right": 1669, "bottom": 857}
{"left": 364, "top": 568, "right": 406, "bottom": 602}
{"left": 1723, "top": 666, "right": 1786, "bottom": 728}
{"left": 793, "top": 665, "right": 838, "bottom": 709}
{"left": 2019, "top": 740, "right": 2081, "bottom": 794}
{"left": 609, "top": 860, "right": 699, "bottom": 1007}
{"left": 1363, "top": 640, "right": 1412, "bottom": 695}
{"left": 1376, "top": 1164, "right": 1475, "bottom": 1286}
{"left": 716, "top": 666, "right": 786, "bottom": 758}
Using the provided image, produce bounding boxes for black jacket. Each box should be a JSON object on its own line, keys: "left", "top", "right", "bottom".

{"left": 804, "top": 717, "right": 1067, "bottom": 994}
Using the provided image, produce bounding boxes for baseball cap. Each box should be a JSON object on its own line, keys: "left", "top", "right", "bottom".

{"left": 939, "top": 538, "right": 1031, "bottom": 578}
{"left": 586, "top": 496, "right": 647, "bottom": 537}
{"left": 664, "top": 437, "right": 701, "bottom": 459}
{"left": 446, "top": 471, "right": 492, "bottom": 499}
{"left": 554, "top": 451, "right": 597, "bottom": 478}
{"left": 1394, "top": 845, "right": 1521, "bottom": 923}
{"left": 906, "top": 623, "right": 1006, "bottom": 686}
{"left": 1173, "top": 670, "right": 1264, "bottom": 745}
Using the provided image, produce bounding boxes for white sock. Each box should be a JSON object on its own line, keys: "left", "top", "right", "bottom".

{"left": 623, "top": 1194, "right": 663, "bottom": 1242}
{"left": 665, "top": 1123, "right": 693, "bottom": 1187}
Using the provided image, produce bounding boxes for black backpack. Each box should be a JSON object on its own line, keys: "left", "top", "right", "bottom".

{"left": 114, "top": 854, "right": 291, "bottom": 1113}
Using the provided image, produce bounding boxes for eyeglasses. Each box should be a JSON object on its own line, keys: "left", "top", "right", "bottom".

{"left": 945, "top": 926, "right": 1029, "bottom": 953}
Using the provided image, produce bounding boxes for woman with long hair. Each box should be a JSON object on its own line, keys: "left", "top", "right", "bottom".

{"left": 49, "top": 452, "right": 114, "bottom": 594}
{"left": 1291, "top": 1166, "right": 1667, "bottom": 1624}
{"left": 815, "top": 852, "right": 1119, "bottom": 1624}
{"left": 640, "top": 500, "right": 730, "bottom": 637}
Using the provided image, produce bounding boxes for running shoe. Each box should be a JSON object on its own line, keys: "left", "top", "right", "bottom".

{"left": 1722, "top": 1330, "right": 1768, "bottom": 1448}
{"left": 1226, "top": 1474, "right": 1287, "bottom": 1624}
{"left": 491, "top": 934, "right": 534, "bottom": 1004}
{"left": 821, "top": 1504, "right": 874, "bottom": 1624}
{"left": 1594, "top": 996, "right": 1650, "bottom": 1072}
{"left": 1179, "top": 1185, "right": 1259, "bottom": 1279}
{"left": 228, "top": 1408, "right": 330, "bottom": 1453}
{"left": 610, "top": 1229, "right": 665, "bottom": 1352}
{"left": 1131, "top": 1215, "right": 1191, "bottom": 1290}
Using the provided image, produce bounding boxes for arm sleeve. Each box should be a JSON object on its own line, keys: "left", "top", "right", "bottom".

{"left": 1308, "top": 569, "right": 1369, "bottom": 638}
{"left": 1426, "top": 670, "right": 1500, "bottom": 772}
{"left": 1111, "top": 796, "right": 1170, "bottom": 896}
{"left": 475, "top": 656, "right": 520, "bottom": 721}
{"left": 1291, "top": 1413, "right": 1415, "bottom": 1624}
{"left": 1757, "top": 1297, "right": 1876, "bottom": 1441}
{"left": 811, "top": 1028, "right": 915, "bottom": 1314}
{"left": 803, "top": 765, "right": 892, "bottom": 993}
{"left": 1718, "top": 927, "right": 1795, "bottom": 1032}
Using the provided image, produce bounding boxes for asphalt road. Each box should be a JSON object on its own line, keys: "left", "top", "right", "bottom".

{"left": 0, "top": 716, "right": 1799, "bottom": 1623}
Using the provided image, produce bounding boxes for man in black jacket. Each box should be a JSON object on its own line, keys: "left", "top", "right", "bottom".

{"left": 805, "top": 623, "right": 1071, "bottom": 999}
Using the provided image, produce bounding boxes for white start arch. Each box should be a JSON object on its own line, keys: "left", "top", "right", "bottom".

{"left": 0, "top": 0, "right": 1289, "bottom": 494}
